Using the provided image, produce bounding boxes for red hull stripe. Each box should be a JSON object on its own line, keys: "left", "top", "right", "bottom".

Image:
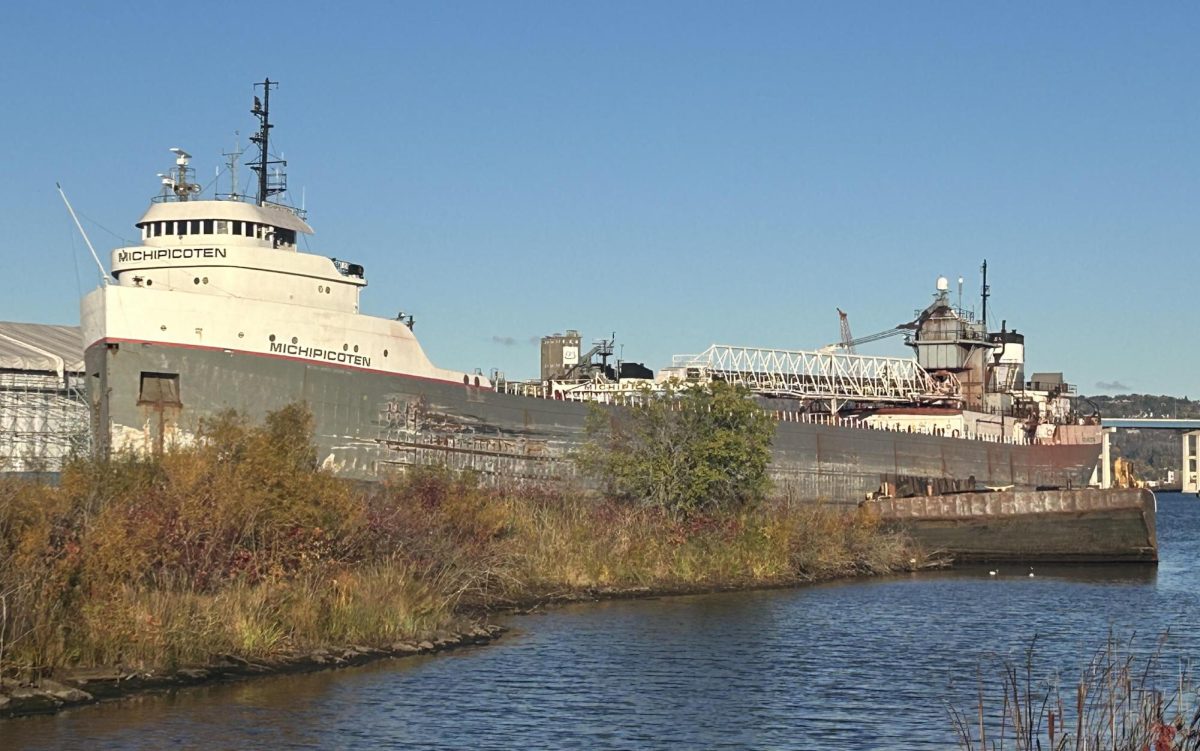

{"left": 88, "top": 337, "right": 472, "bottom": 388}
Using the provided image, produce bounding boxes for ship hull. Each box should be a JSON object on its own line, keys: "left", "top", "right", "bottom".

{"left": 87, "top": 340, "right": 1102, "bottom": 504}
{"left": 867, "top": 488, "right": 1158, "bottom": 563}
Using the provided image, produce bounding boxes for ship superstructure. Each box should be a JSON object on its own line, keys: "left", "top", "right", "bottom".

{"left": 82, "top": 81, "right": 487, "bottom": 456}
{"left": 82, "top": 81, "right": 1102, "bottom": 498}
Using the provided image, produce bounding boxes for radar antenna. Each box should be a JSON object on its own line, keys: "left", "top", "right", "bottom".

{"left": 248, "top": 78, "right": 287, "bottom": 206}
{"left": 166, "top": 148, "right": 201, "bottom": 200}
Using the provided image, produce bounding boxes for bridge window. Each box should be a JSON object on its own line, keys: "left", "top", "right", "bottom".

{"left": 216, "top": 220, "right": 228, "bottom": 234}
{"left": 203, "top": 220, "right": 213, "bottom": 234}
{"left": 138, "top": 372, "right": 181, "bottom": 406}
{"left": 190, "top": 220, "right": 200, "bottom": 234}
{"left": 233, "top": 221, "right": 243, "bottom": 236}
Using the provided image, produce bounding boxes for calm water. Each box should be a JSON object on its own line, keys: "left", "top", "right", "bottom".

{"left": 5, "top": 493, "right": 1197, "bottom": 750}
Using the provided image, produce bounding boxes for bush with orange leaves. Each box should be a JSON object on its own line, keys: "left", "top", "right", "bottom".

{"left": 0, "top": 404, "right": 914, "bottom": 678}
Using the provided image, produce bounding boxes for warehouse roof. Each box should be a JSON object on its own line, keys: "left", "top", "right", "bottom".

{"left": 0, "top": 322, "right": 84, "bottom": 374}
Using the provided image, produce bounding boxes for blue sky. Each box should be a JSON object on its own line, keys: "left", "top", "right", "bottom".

{"left": 2, "top": 2, "right": 1197, "bottom": 395}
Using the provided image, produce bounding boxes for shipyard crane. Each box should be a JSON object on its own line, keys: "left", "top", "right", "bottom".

{"left": 837, "top": 309, "right": 855, "bottom": 354}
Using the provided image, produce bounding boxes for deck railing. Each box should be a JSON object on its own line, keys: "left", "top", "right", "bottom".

{"left": 492, "top": 381, "right": 1063, "bottom": 446}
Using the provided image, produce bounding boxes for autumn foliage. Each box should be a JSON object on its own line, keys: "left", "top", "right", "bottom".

{"left": 0, "top": 404, "right": 910, "bottom": 679}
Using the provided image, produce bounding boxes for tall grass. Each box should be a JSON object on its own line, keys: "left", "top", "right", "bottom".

{"left": 951, "top": 634, "right": 1200, "bottom": 750}
{"left": 0, "top": 405, "right": 913, "bottom": 679}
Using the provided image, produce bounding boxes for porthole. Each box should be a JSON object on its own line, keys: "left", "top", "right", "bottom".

{"left": 327, "top": 287, "right": 332, "bottom": 294}
{"left": 269, "top": 334, "right": 276, "bottom": 342}
{"left": 343, "top": 343, "right": 348, "bottom": 352}
{"left": 145, "top": 279, "right": 153, "bottom": 286}
{"left": 463, "top": 375, "right": 469, "bottom": 385}
{"left": 318, "top": 285, "right": 324, "bottom": 293}
{"left": 237, "top": 332, "right": 244, "bottom": 338}
{"left": 383, "top": 349, "right": 389, "bottom": 357}
{"left": 291, "top": 337, "right": 298, "bottom": 344}
{"left": 474, "top": 376, "right": 480, "bottom": 387}
{"left": 353, "top": 345, "right": 359, "bottom": 353}
{"left": 193, "top": 277, "right": 200, "bottom": 285}
{"left": 203, "top": 277, "right": 209, "bottom": 284}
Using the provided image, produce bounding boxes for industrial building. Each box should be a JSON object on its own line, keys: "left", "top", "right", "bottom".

{"left": 0, "top": 322, "right": 89, "bottom": 474}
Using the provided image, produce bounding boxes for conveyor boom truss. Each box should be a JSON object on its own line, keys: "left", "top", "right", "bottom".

{"left": 672, "top": 344, "right": 960, "bottom": 405}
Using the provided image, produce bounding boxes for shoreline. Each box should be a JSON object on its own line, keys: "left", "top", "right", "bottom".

{"left": 0, "top": 408, "right": 925, "bottom": 722}
{"left": 0, "top": 568, "right": 942, "bottom": 721}
{"left": 0, "top": 624, "right": 507, "bottom": 720}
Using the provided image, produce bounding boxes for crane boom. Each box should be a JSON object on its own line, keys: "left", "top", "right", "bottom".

{"left": 837, "top": 308, "right": 855, "bottom": 354}
{"left": 822, "top": 323, "right": 907, "bottom": 352}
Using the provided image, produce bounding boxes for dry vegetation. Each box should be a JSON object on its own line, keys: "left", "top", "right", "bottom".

{"left": 0, "top": 405, "right": 913, "bottom": 679}
{"left": 951, "top": 634, "right": 1200, "bottom": 750}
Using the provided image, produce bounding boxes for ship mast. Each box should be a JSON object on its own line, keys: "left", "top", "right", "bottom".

{"left": 980, "top": 259, "right": 990, "bottom": 330}
{"left": 248, "top": 78, "right": 287, "bottom": 206}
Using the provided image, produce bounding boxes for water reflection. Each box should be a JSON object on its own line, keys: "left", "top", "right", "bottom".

{"left": 4, "top": 493, "right": 1196, "bottom": 750}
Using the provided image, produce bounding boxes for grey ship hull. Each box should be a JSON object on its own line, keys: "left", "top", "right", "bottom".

{"left": 88, "top": 341, "right": 1102, "bottom": 503}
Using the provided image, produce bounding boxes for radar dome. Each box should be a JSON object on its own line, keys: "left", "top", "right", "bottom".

{"left": 936, "top": 276, "right": 949, "bottom": 291}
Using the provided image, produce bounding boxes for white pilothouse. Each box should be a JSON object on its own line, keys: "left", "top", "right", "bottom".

{"left": 82, "top": 80, "right": 488, "bottom": 455}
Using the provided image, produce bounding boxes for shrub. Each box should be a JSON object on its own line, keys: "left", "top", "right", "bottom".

{"left": 577, "top": 381, "right": 776, "bottom": 515}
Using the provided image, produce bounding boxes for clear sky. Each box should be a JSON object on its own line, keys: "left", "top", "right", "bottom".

{"left": 2, "top": 2, "right": 1196, "bottom": 395}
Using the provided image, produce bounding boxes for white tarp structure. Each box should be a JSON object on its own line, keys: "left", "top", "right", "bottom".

{"left": 0, "top": 322, "right": 89, "bottom": 473}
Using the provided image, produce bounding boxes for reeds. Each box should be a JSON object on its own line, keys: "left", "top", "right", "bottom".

{"left": 950, "top": 633, "right": 1200, "bottom": 750}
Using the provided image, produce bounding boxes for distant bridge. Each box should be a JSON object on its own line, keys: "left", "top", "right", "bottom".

{"left": 1099, "top": 418, "right": 1200, "bottom": 492}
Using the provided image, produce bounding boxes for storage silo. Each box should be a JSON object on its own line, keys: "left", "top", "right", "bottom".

{"left": 540, "top": 330, "right": 582, "bottom": 382}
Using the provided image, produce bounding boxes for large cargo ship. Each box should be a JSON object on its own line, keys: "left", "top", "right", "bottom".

{"left": 81, "top": 82, "right": 1102, "bottom": 503}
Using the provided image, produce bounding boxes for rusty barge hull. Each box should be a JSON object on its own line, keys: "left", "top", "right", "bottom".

{"left": 88, "top": 340, "right": 1102, "bottom": 504}
{"left": 868, "top": 489, "right": 1158, "bottom": 563}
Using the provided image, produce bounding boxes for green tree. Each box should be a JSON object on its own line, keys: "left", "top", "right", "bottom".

{"left": 578, "top": 381, "right": 776, "bottom": 514}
